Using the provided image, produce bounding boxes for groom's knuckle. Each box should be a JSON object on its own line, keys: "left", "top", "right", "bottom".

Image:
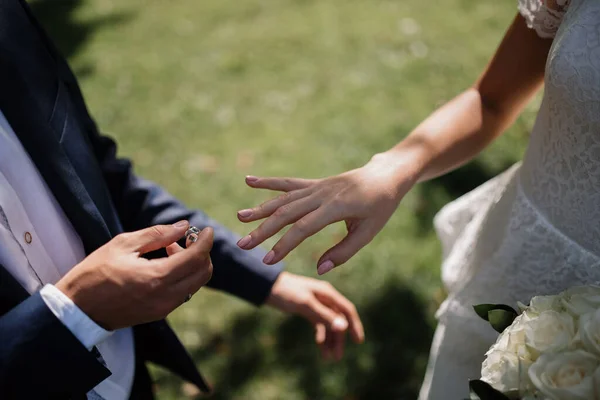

{"left": 113, "top": 232, "right": 130, "bottom": 246}
{"left": 151, "top": 262, "right": 169, "bottom": 280}
{"left": 147, "top": 225, "right": 166, "bottom": 240}
{"left": 147, "top": 271, "right": 166, "bottom": 292}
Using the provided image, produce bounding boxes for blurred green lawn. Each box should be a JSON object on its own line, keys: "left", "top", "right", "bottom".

{"left": 31, "top": 0, "right": 539, "bottom": 398}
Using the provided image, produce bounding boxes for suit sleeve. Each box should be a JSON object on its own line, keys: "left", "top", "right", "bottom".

{"left": 0, "top": 291, "right": 110, "bottom": 398}
{"left": 96, "top": 138, "right": 282, "bottom": 305}
{"left": 58, "top": 62, "right": 282, "bottom": 306}
{"left": 103, "top": 165, "right": 283, "bottom": 306}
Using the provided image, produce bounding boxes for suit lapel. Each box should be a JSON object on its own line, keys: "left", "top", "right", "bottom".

{"left": 0, "top": 58, "right": 113, "bottom": 255}
{"left": 0, "top": 0, "right": 117, "bottom": 304}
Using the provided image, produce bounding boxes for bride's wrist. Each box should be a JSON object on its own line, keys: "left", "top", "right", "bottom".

{"left": 366, "top": 146, "right": 427, "bottom": 196}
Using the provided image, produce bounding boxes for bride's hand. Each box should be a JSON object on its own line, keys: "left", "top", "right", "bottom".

{"left": 236, "top": 152, "right": 420, "bottom": 274}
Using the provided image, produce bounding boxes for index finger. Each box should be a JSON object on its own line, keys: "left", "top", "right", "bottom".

{"left": 263, "top": 208, "right": 338, "bottom": 265}
{"left": 314, "top": 290, "right": 364, "bottom": 344}
{"left": 246, "top": 176, "right": 316, "bottom": 192}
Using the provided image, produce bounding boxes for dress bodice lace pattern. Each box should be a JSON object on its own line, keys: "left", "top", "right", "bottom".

{"left": 518, "top": 0, "right": 571, "bottom": 38}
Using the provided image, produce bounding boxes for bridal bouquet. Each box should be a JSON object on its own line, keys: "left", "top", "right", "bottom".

{"left": 469, "top": 285, "right": 600, "bottom": 400}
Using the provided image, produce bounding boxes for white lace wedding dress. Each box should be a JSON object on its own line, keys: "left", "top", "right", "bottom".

{"left": 418, "top": 0, "right": 600, "bottom": 398}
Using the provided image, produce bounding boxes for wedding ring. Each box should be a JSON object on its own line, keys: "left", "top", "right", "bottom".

{"left": 184, "top": 293, "right": 192, "bottom": 303}
{"left": 185, "top": 226, "right": 200, "bottom": 244}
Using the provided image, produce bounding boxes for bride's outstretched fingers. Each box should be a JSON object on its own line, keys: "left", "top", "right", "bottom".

{"left": 236, "top": 194, "right": 324, "bottom": 253}
{"left": 316, "top": 221, "right": 379, "bottom": 275}
{"left": 237, "top": 154, "right": 416, "bottom": 268}
{"left": 244, "top": 175, "right": 317, "bottom": 192}
{"left": 237, "top": 188, "right": 312, "bottom": 224}
{"left": 256, "top": 208, "right": 340, "bottom": 265}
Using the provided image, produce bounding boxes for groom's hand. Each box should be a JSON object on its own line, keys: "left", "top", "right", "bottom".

{"left": 266, "top": 272, "right": 364, "bottom": 361}
{"left": 56, "top": 222, "right": 214, "bottom": 330}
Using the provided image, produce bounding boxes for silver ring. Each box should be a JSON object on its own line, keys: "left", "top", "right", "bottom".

{"left": 185, "top": 226, "right": 200, "bottom": 243}
{"left": 184, "top": 293, "right": 192, "bottom": 303}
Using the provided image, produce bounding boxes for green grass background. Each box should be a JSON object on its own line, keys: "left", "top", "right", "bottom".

{"left": 30, "top": 0, "right": 538, "bottom": 398}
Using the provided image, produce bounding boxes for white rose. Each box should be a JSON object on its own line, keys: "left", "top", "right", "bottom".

{"left": 528, "top": 350, "right": 600, "bottom": 400}
{"left": 520, "top": 295, "right": 563, "bottom": 316}
{"left": 481, "top": 349, "right": 526, "bottom": 393}
{"left": 483, "top": 314, "right": 537, "bottom": 393}
{"left": 524, "top": 310, "right": 576, "bottom": 358}
{"left": 577, "top": 309, "right": 600, "bottom": 357}
{"left": 561, "top": 286, "right": 600, "bottom": 317}
{"left": 488, "top": 314, "right": 533, "bottom": 362}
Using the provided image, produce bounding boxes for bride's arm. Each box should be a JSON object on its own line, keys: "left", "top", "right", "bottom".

{"left": 391, "top": 14, "right": 551, "bottom": 183}
{"left": 237, "top": 14, "right": 553, "bottom": 274}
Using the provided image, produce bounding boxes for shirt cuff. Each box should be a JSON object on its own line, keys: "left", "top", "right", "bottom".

{"left": 40, "top": 284, "right": 112, "bottom": 350}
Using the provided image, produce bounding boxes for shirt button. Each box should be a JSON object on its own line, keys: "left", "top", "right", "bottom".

{"left": 24, "top": 232, "right": 32, "bottom": 244}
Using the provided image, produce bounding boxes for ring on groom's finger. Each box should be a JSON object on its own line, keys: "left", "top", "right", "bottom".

{"left": 185, "top": 226, "right": 200, "bottom": 245}
{"left": 184, "top": 293, "right": 192, "bottom": 303}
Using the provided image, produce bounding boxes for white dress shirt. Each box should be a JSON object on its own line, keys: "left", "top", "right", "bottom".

{"left": 0, "top": 110, "right": 135, "bottom": 399}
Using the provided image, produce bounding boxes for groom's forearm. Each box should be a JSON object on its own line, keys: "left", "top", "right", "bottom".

{"left": 82, "top": 103, "right": 282, "bottom": 304}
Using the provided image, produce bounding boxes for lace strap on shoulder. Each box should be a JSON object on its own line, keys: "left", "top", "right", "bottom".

{"left": 518, "top": 0, "right": 571, "bottom": 39}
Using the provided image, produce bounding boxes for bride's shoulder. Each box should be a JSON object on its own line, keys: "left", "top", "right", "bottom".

{"left": 517, "top": 0, "right": 571, "bottom": 39}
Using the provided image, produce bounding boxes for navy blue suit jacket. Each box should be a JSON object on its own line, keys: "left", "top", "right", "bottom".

{"left": 0, "top": 0, "right": 282, "bottom": 398}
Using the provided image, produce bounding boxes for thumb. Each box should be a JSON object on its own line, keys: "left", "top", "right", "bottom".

{"left": 302, "top": 298, "right": 348, "bottom": 332}
{"left": 123, "top": 220, "right": 190, "bottom": 255}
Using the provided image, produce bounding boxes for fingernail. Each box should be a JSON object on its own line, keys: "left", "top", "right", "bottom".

{"left": 246, "top": 175, "right": 258, "bottom": 183}
{"left": 317, "top": 260, "right": 335, "bottom": 275}
{"left": 173, "top": 220, "right": 188, "bottom": 228}
{"left": 237, "top": 235, "right": 252, "bottom": 248}
{"left": 332, "top": 317, "right": 348, "bottom": 331}
{"left": 238, "top": 209, "right": 253, "bottom": 218}
{"left": 263, "top": 250, "right": 275, "bottom": 264}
